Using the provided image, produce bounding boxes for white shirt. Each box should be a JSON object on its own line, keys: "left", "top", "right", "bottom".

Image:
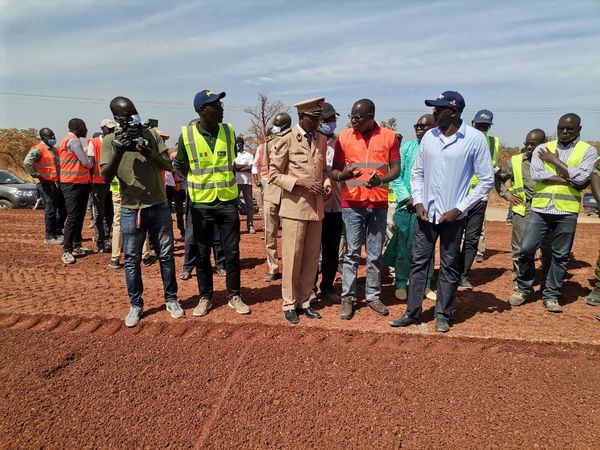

{"left": 235, "top": 150, "right": 255, "bottom": 185}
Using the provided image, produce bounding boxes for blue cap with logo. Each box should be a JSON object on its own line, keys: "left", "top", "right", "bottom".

{"left": 424, "top": 91, "right": 465, "bottom": 113}
{"left": 193, "top": 89, "right": 226, "bottom": 112}
{"left": 472, "top": 109, "right": 494, "bottom": 124}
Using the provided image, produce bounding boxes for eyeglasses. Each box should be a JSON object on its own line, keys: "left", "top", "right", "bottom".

{"left": 348, "top": 113, "right": 374, "bottom": 121}
{"left": 414, "top": 124, "right": 430, "bottom": 130}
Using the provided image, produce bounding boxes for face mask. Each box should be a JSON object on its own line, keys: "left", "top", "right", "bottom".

{"left": 319, "top": 122, "right": 337, "bottom": 135}
{"left": 46, "top": 138, "right": 57, "bottom": 146}
{"left": 128, "top": 114, "right": 142, "bottom": 126}
{"left": 271, "top": 125, "right": 281, "bottom": 134}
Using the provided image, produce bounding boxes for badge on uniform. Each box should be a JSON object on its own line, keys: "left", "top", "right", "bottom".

{"left": 296, "top": 133, "right": 302, "bottom": 142}
{"left": 217, "top": 151, "right": 226, "bottom": 157}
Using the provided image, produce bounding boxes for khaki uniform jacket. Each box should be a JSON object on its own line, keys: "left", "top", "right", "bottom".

{"left": 261, "top": 139, "right": 282, "bottom": 205}
{"left": 269, "top": 124, "right": 327, "bottom": 221}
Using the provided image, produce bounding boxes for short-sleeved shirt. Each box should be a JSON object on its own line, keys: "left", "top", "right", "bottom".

{"left": 100, "top": 128, "right": 169, "bottom": 210}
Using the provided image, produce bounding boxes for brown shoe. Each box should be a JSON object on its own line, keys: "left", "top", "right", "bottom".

{"left": 339, "top": 297, "right": 354, "bottom": 320}
{"left": 368, "top": 298, "right": 389, "bottom": 316}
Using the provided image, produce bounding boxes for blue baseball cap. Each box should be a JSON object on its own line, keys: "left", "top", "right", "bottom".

{"left": 424, "top": 91, "right": 465, "bottom": 113}
{"left": 473, "top": 109, "right": 494, "bottom": 124}
{"left": 193, "top": 89, "right": 226, "bottom": 112}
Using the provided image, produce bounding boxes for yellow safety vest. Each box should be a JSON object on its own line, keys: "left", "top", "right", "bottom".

{"left": 509, "top": 153, "right": 526, "bottom": 217}
{"left": 181, "top": 123, "right": 238, "bottom": 203}
{"left": 531, "top": 140, "right": 589, "bottom": 214}
{"left": 109, "top": 177, "right": 120, "bottom": 193}
{"left": 471, "top": 135, "right": 499, "bottom": 189}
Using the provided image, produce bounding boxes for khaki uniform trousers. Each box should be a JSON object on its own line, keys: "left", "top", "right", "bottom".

{"left": 281, "top": 217, "right": 322, "bottom": 311}
{"left": 263, "top": 200, "right": 280, "bottom": 275}
{"left": 111, "top": 191, "right": 151, "bottom": 260}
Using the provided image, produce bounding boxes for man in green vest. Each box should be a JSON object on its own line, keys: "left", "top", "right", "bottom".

{"left": 459, "top": 109, "right": 499, "bottom": 289}
{"left": 176, "top": 89, "right": 250, "bottom": 317}
{"left": 496, "top": 128, "right": 551, "bottom": 290}
{"left": 509, "top": 113, "right": 598, "bottom": 312}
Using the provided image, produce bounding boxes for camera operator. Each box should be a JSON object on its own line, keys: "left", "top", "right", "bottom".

{"left": 100, "top": 96, "right": 183, "bottom": 327}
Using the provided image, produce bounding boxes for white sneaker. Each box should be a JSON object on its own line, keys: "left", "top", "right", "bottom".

{"left": 228, "top": 295, "right": 250, "bottom": 314}
{"left": 395, "top": 288, "right": 407, "bottom": 300}
{"left": 166, "top": 301, "right": 184, "bottom": 319}
{"left": 425, "top": 288, "right": 437, "bottom": 301}
{"left": 125, "top": 306, "right": 143, "bottom": 327}
{"left": 61, "top": 252, "right": 75, "bottom": 264}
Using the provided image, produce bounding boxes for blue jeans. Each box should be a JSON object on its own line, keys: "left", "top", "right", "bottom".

{"left": 121, "top": 203, "right": 178, "bottom": 307}
{"left": 341, "top": 207, "right": 387, "bottom": 302}
{"left": 516, "top": 210, "right": 577, "bottom": 301}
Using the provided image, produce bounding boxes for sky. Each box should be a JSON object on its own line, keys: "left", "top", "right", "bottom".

{"left": 1, "top": 0, "right": 599, "bottom": 147}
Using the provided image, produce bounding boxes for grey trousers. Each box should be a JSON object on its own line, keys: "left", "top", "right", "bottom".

{"left": 511, "top": 209, "right": 551, "bottom": 283}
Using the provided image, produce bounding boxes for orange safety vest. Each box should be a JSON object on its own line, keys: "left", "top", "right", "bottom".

{"left": 337, "top": 126, "right": 396, "bottom": 203}
{"left": 59, "top": 132, "right": 91, "bottom": 184}
{"left": 33, "top": 142, "right": 59, "bottom": 182}
{"left": 89, "top": 137, "right": 106, "bottom": 184}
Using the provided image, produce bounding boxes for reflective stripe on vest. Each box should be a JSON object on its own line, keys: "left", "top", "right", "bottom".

{"left": 471, "top": 135, "right": 499, "bottom": 189}
{"left": 509, "top": 153, "right": 526, "bottom": 216}
{"left": 337, "top": 126, "right": 396, "bottom": 203}
{"left": 181, "top": 123, "right": 238, "bottom": 203}
{"left": 531, "top": 140, "right": 589, "bottom": 214}
{"left": 58, "top": 132, "right": 91, "bottom": 184}
{"left": 90, "top": 137, "right": 106, "bottom": 184}
{"left": 33, "top": 142, "right": 59, "bottom": 182}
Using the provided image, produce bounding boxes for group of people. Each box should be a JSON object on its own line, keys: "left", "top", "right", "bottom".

{"left": 24, "top": 89, "right": 600, "bottom": 329}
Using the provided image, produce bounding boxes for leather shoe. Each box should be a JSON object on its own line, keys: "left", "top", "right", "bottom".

{"left": 264, "top": 272, "right": 281, "bottom": 282}
{"left": 368, "top": 298, "right": 389, "bottom": 316}
{"left": 302, "top": 307, "right": 322, "bottom": 319}
{"left": 179, "top": 271, "right": 192, "bottom": 281}
{"left": 389, "top": 314, "right": 420, "bottom": 327}
{"left": 339, "top": 297, "right": 354, "bottom": 320}
{"left": 435, "top": 318, "right": 450, "bottom": 333}
{"left": 284, "top": 310, "right": 299, "bottom": 324}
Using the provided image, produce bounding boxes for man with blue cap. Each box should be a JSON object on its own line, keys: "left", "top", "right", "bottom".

{"left": 176, "top": 89, "right": 251, "bottom": 318}
{"left": 389, "top": 91, "right": 493, "bottom": 333}
{"left": 458, "top": 109, "right": 500, "bottom": 289}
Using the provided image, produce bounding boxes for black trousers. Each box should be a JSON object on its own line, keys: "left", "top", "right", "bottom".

{"left": 460, "top": 200, "right": 487, "bottom": 279}
{"left": 60, "top": 183, "right": 90, "bottom": 253}
{"left": 183, "top": 203, "right": 225, "bottom": 273}
{"left": 190, "top": 203, "right": 239, "bottom": 299}
{"left": 91, "top": 183, "right": 113, "bottom": 247}
{"left": 318, "top": 211, "right": 344, "bottom": 293}
{"left": 406, "top": 217, "right": 466, "bottom": 320}
{"left": 173, "top": 189, "right": 186, "bottom": 237}
{"left": 40, "top": 181, "right": 66, "bottom": 239}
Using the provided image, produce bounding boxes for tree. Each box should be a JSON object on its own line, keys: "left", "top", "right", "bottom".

{"left": 379, "top": 117, "right": 397, "bottom": 131}
{"left": 0, "top": 128, "right": 38, "bottom": 180}
{"left": 243, "top": 92, "right": 288, "bottom": 148}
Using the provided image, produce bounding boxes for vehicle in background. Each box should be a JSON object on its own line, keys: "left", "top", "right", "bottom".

{"left": 0, "top": 170, "right": 40, "bottom": 209}
{"left": 583, "top": 192, "right": 598, "bottom": 216}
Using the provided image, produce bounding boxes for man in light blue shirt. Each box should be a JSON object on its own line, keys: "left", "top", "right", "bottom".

{"left": 390, "top": 91, "right": 493, "bottom": 333}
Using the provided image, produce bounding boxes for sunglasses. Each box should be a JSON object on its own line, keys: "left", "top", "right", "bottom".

{"left": 414, "top": 124, "right": 430, "bottom": 130}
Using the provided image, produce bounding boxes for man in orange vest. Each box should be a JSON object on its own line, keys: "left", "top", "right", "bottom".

{"left": 23, "top": 127, "right": 66, "bottom": 244}
{"left": 87, "top": 119, "right": 116, "bottom": 253}
{"left": 331, "top": 99, "right": 401, "bottom": 320}
{"left": 59, "top": 118, "right": 93, "bottom": 264}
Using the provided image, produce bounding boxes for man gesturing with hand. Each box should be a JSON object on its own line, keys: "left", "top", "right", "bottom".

{"left": 389, "top": 91, "right": 492, "bottom": 333}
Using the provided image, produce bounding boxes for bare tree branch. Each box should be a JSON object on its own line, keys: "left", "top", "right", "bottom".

{"left": 243, "top": 92, "right": 288, "bottom": 148}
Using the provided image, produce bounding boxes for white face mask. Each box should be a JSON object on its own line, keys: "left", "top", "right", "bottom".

{"left": 271, "top": 125, "right": 281, "bottom": 134}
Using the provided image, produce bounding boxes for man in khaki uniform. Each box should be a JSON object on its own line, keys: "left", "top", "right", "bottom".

{"left": 253, "top": 113, "right": 292, "bottom": 281}
{"left": 269, "top": 98, "right": 331, "bottom": 324}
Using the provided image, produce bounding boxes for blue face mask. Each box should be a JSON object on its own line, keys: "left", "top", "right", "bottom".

{"left": 128, "top": 114, "right": 142, "bottom": 126}
{"left": 46, "top": 138, "right": 57, "bottom": 146}
{"left": 319, "top": 121, "right": 337, "bottom": 135}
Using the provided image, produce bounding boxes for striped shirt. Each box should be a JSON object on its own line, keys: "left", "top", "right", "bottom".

{"left": 530, "top": 139, "right": 597, "bottom": 215}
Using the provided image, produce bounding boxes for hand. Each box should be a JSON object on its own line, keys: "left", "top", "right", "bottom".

{"left": 254, "top": 179, "right": 262, "bottom": 188}
{"left": 505, "top": 193, "right": 524, "bottom": 206}
{"left": 405, "top": 197, "right": 415, "bottom": 212}
{"left": 339, "top": 163, "right": 363, "bottom": 181}
{"left": 323, "top": 178, "right": 332, "bottom": 198}
{"left": 365, "top": 172, "right": 382, "bottom": 189}
{"left": 538, "top": 147, "right": 560, "bottom": 165}
{"left": 415, "top": 203, "right": 428, "bottom": 221}
{"left": 296, "top": 179, "right": 325, "bottom": 196}
{"left": 438, "top": 208, "right": 461, "bottom": 224}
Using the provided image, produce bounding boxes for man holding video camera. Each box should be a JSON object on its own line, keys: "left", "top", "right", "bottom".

{"left": 100, "top": 96, "right": 183, "bottom": 328}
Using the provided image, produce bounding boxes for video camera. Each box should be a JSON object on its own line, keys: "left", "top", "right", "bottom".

{"left": 112, "top": 118, "right": 159, "bottom": 151}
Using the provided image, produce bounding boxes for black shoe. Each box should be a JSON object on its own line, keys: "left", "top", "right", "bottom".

{"left": 435, "top": 318, "right": 450, "bottom": 333}
{"left": 264, "top": 272, "right": 281, "bottom": 282}
{"left": 302, "top": 307, "right": 322, "bottom": 319}
{"left": 284, "top": 310, "right": 299, "bottom": 324}
{"left": 142, "top": 255, "right": 158, "bottom": 266}
{"left": 459, "top": 277, "right": 473, "bottom": 290}
{"left": 179, "top": 271, "right": 192, "bottom": 281}
{"left": 389, "top": 314, "right": 420, "bottom": 327}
